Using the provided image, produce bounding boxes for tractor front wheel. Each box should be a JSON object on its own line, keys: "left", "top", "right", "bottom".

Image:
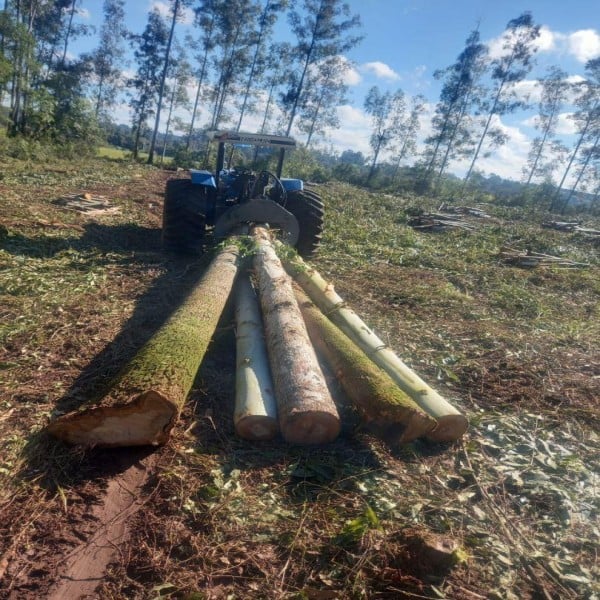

{"left": 162, "top": 178, "right": 207, "bottom": 255}
{"left": 286, "top": 188, "right": 324, "bottom": 258}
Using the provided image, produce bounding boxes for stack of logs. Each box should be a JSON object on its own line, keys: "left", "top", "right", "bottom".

{"left": 48, "top": 228, "right": 468, "bottom": 447}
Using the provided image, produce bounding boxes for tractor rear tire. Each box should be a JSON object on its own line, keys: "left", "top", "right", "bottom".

{"left": 286, "top": 188, "right": 324, "bottom": 258}
{"left": 162, "top": 178, "right": 208, "bottom": 255}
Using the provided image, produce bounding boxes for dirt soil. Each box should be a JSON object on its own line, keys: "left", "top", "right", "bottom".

{"left": 0, "top": 161, "right": 598, "bottom": 600}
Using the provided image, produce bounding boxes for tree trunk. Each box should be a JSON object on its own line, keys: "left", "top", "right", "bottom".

{"left": 463, "top": 79, "right": 506, "bottom": 188}
{"left": 147, "top": 0, "right": 180, "bottom": 165}
{"left": 161, "top": 84, "right": 177, "bottom": 164}
{"left": 560, "top": 129, "right": 600, "bottom": 213}
{"left": 60, "top": 0, "right": 77, "bottom": 68}
{"left": 234, "top": 273, "right": 278, "bottom": 440}
{"left": 283, "top": 252, "right": 468, "bottom": 442}
{"left": 296, "top": 289, "right": 436, "bottom": 443}
{"left": 367, "top": 139, "right": 382, "bottom": 185}
{"left": 47, "top": 244, "right": 242, "bottom": 447}
{"left": 252, "top": 227, "right": 340, "bottom": 444}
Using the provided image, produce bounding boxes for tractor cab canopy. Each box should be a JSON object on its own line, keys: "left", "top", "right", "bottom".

{"left": 205, "top": 130, "right": 296, "bottom": 149}
{"left": 206, "top": 130, "right": 297, "bottom": 179}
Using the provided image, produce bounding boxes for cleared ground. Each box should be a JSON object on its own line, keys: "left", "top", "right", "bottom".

{"left": 0, "top": 157, "right": 598, "bottom": 599}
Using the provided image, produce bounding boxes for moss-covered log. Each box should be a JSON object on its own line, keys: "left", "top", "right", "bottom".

{"left": 234, "top": 274, "right": 279, "bottom": 440}
{"left": 282, "top": 251, "right": 468, "bottom": 442}
{"left": 252, "top": 228, "right": 340, "bottom": 444}
{"left": 296, "top": 289, "right": 436, "bottom": 442}
{"left": 47, "top": 244, "right": 242, "bottom": 447}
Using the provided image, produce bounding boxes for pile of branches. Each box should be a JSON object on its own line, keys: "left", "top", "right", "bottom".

{"left": 438, "top": 202, "right": 491, "bottom": 218}
{"left": 542, "top": 221, "right": 600, "bottom": 240}
{"left": 408, "top": 213, "right": 475, "bottom": 232}
{"left": 498, "top": 245, "right": 590, "bottom": 268}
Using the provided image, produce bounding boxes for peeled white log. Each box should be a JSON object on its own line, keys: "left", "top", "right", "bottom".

{"left": 234, "top": 274, "right": 279, "bottom": 440}
{"left": 282, "top": 251, "right": 468, "bottom": 442}
{"left": 253, "top": 228, "right": 340, "bottom": 444}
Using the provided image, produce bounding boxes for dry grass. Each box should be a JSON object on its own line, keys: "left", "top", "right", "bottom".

{"left": 0, "top": 158, "right": 598, "bottom": 599}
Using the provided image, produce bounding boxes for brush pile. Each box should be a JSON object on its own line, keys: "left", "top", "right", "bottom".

{"left": 408, "top": 213, "right": 475, "bottom": 232}
{"left": 498, "top": 245, "right": 590, "bottom": 268}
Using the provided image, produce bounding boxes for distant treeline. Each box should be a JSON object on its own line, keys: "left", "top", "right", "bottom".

{"left": 0, "top": 1, "right": 598, "bottom": 212}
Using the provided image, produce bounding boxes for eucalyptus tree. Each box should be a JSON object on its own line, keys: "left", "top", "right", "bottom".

{"left": 128, "top": 8, "right": 169, "bottom": 159}
{"left": 463, "top": 12, "right": 541, "bottom": 187}
{"left": 147, "top": 0, "right": 189, "bottom": 164}
{"left": 89, "top": 0, "right": 128, "bottom": 120}
{"left": 391, "top": 93, "right": 426, "bottom": 179}
{"left": 161, "top": 45, "right": 192, "bottom": 163}
{"left": 186, "top": 0, "right": 217, "bottom": 151}
{"left": 552, "top": 57, "right": 600, "bottom": 212}
{"left": 257, "top": 42, "right": 291, "bottom": 135}
{"left": 364, "top": 86, "right": 406, "bottom": 184}
{"left": 523, "top": 66, "right": 570, "bottom": 186}
{"left": 298, "top": 54, "right": 349, "bottom": 147}
{"left": 420, "top": 28, "right": 488, "bottom": 191}
{"left": 281, "top": 0, "right": 361, "bottom": 137}
{"left": 208, "top": 0, "right": 261, "bottom": 130}
{"left": 233, "top": 0, "right": 288, "bottom": 132}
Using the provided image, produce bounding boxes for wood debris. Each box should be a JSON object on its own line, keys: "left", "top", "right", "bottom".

{"left": 52, "top": 193, "right": 120, "bottom": 215}
{"left": 408, "top": 213, "right": 475, "bottom": 232}
{"left": 542, "top": 220, "right": 600, "bottom": 240}
{"left": 498, "top": 245, "right": 589, "bottom": 268}
{"left": 439, "top": 202, "right": 491, "bottom": 218}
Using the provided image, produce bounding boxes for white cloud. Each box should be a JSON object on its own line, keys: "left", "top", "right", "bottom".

{"left": 566, "top": 29, "right": 600, "bottom": 62}
{"left": 450, "top": 115, "right": 531, "bottom": 180}
{"left": 521, "top": 112, "right": 578, "bottom": 136}
{"left": 487, "top": 25, "right": 600, "bottom": 64}
{"left": 343, "top": 66, "right": 362, "bottom": 86}
{"left": 487, "top": 25, "right": 557, "bottom": 60}
{"left": 151, "top": 1, "right": 194, "bottom": 25}
{"left": 555, "top": 112, "right": 578, "bottom": 135}
{"left": 76, "top": 7, "right": 90, "bottom": 19}
{"left": 512, "top": 79, "right": 541, "bottom": 103}
{"left": 360, "top": 61, "right": 401, "bottom": 81}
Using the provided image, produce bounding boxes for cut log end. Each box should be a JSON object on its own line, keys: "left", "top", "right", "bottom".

{"left": 426, "top": 414, "right": 469, "bottom": 443}
{"left": 282, "top": 411, "right": 341, "bottom": 445}
{"left": 399, "top": 410, "right": 438, "bottom": 443}
{"left": 235, "top": 416, "right": 279, "bottom": 441}
{"left": 47, "top": 391, "right": 177, "bottom": 448}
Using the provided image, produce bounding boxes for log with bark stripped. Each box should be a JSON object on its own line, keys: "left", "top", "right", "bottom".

{"left": 47, "top": 243, "right": 242, "bottom": 447}
{"left": 295, "top": 288, "right": 436, "bottom": 442}
{"left": 252, "top": 227, "right": 340, "bottom": 444}
{"left": 281, "top": 250, "right": 468, "bottom": 442}
{"left": 234, "top": 273, "right": 279, "bottom": 440}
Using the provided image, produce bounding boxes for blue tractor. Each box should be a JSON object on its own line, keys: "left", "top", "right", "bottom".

{"left": 162, "top": 131, "right": 324, "bottom": 257}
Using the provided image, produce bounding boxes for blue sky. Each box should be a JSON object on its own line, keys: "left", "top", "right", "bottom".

{"left": 74, "top": 0, "right": 600, "bottom": 182}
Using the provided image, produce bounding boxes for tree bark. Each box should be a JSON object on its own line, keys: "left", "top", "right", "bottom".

{"left": 282, "top": 252, "right": 468, "bottom": 442}
{"left": 47, "top": 244, "right": 242, "bottom": 447}
{"left": 234, "top": 273, "right": 278, "bottom": 440}
{"left": 296, "top": 289, "right": 436, "bottom": 443}
{"left": 252, "top": 227, "right": 340, "bottom": 444}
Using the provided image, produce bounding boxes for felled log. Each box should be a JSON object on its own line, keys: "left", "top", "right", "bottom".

{"left": 252, "top": 227, "right": 340, "bottom": 444}
{"left": 295, "top": 289, "right": 436, "bottom": 443}
{"left": 541, "top": 220, "right": 580, "bottom": 231}
{"left": 234, "top": 274, "right": 279, "bottom": 440}
{"left": 282, "top": 252, "right": 468, "bottom": 442}
{"left": 47, "top": 243, "right": 242, "bottom": 447}
{"left": 499, "top": 246, "right": 589, "bottom": 268}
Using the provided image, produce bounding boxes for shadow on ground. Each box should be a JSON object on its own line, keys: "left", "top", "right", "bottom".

{"left": 12, "top": 223, "right": 214, "bottom": 489}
